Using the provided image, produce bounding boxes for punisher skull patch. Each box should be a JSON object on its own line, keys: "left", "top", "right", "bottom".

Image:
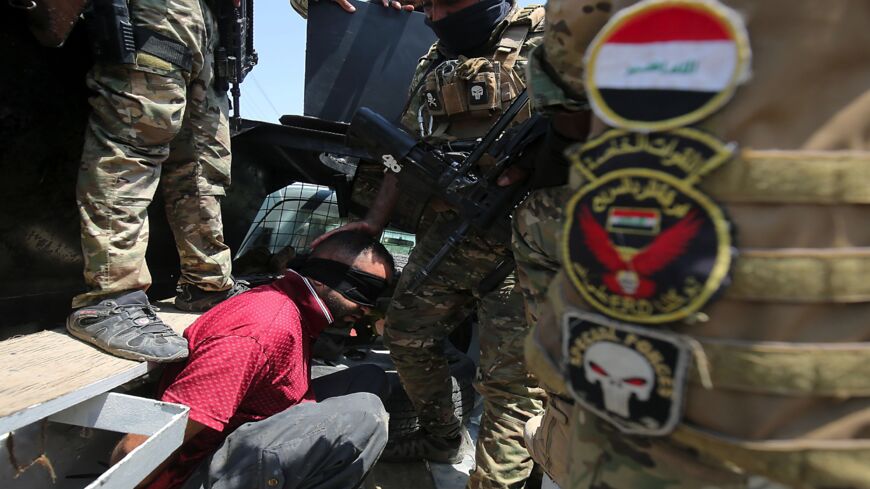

{"left": 468, "top": 82, "right": 489, "bottom": 106}
{"left": 583, "top": 0, "right": 751, "bottom": 132}
{"left": 562, "top": 309, "right": 690, "bottom": 435}
{"left": 562, "top": 129, "right": 735, "bottom": 324}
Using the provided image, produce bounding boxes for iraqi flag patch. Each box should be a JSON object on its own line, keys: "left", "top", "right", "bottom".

{"left": 584, "top": 0, "right": 751, "bottom": 132}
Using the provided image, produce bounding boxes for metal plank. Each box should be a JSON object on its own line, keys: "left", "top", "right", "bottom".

{"left": 49, "top": 392, "right": 186, "bottom": 437}
{"left": 49, "top": 392, "right": 189, "bottom": 489}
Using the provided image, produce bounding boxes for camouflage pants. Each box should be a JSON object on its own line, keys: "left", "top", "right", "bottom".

{"left": 73, "top": 0, "right": 233, "bottom": 308}
{"left": 384, "top": 212, "right": 545, "bottom": 489}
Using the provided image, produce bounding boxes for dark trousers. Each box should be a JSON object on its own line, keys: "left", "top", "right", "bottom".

{"left": 182, "top": 365, "right": 390, "bottom": 489}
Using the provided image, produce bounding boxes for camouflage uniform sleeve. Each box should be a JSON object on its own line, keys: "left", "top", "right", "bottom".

{"left": 289, "top": 0, "right": 309, "bottom": 18}
{"left": 515, "top": 7, "right": 547, "bottom": 87}
{"left": 529, "top": 1, "right": 614, "bottom": 111}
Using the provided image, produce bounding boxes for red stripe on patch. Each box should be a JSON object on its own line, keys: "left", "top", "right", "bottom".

{"left": 612, "top": 209, "right": 658, "bottom": 218}
{"left": 606, "top": 5, "right": 731, "bottom": 44}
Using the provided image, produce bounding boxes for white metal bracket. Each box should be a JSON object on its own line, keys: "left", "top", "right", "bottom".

{"left": 47, "top": 392, "right": 189, "bottom": 489}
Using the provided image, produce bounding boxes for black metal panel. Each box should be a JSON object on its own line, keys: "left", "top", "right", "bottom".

{"left": 303, "top": 0, "right": 437, "bottom": 123}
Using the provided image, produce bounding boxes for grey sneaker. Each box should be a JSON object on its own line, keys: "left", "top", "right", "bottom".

{"left": 174, "top": 279, "right": 250, "bottom": 312}
{"left": 67, "top": 290, "right": 188, "bottom": 362}
{"left": 380, "top": 428, "right": 471, "bottom": 464}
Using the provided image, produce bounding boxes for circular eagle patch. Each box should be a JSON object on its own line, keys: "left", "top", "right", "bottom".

{"left": 562, "top": 130, "right": 734, "bottom": 324}
{"left": 584, "top": 0, "right": 751, "bottom": 132}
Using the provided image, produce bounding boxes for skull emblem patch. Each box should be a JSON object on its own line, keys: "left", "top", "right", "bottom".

{"left": 562, "top": 309, "right": 690, "bottom": 435}
{"left": 469, "top": 82, "right": 488, "bottom": 105}
{"left": 424, "top": 90, "right": 441, "bottom": 110}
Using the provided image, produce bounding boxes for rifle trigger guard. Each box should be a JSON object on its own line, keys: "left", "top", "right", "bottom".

{"left": 9, "top": 0, "right": 36, "bottom": 9}
{"left": 382, "top": 154, "right": 402, "bottom": 173}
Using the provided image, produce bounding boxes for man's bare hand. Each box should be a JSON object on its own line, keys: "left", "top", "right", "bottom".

{"left": 382, "top": 0, "right": 416, "bottom": 11}
{"left": 311, "top": 221, "right": 381, "bottom": 248}
{"left": 332, "top": 0, "right": 357, "bottom": 12}
{"left": 496, "top": 166, "right": 530, "bottom": 187}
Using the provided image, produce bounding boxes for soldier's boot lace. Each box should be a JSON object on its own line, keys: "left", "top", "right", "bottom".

{"left": 67, "top": 290, "right": 188, "bottom": 363}
{"left": 380, "top": 427, "right": 471, "bottom": 464}
{"left": 174, "top": 279, "right": 250, "bottom": 312}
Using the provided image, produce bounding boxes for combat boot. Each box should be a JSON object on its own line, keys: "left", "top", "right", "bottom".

{"left": 67, "top": 290, "right": 188, "bottom": 362}
{"left": 174, "top": 279, "right": 250, "bottom": 312}
{"left": 380, "top": 427, "right": 472, "bottom": 464}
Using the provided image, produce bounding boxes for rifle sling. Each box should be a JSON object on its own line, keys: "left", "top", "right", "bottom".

{"left": 134, "top": 26, "right": 193, "bottom": 72}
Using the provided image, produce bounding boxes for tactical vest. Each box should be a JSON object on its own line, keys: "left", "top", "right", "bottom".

{"left": 526, "top": 1, "right": 870, "bottom": 487}
{"left": 406, "top": 5, "right": 545, "bottom": 140}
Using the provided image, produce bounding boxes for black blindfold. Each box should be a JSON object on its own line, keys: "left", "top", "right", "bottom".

{"left": 298, "top": 258, "right": 388, "bottom": 307}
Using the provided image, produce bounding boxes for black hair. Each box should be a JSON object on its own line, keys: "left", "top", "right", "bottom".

{"left": 311, "top": 231, "right": 396, "bottom": 279}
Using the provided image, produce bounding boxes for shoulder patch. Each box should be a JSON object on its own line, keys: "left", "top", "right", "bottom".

{"left": 561, "top": 128, "right": 736, "bottom": 324}
{"left": 583, "top": 0, "right": 751, "bottom": 131}
{"left": 562, "top": 309, "right": 691, "bottom": 435}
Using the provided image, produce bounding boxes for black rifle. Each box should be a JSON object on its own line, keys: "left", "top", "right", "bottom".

{"left": 348, "top": 90, "right": 545, "bottom": 294}
{"left": 215, "top": 0, "right": 258, "bottom": 130}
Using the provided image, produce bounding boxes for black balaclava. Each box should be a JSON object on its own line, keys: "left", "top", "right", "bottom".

{"left": 426, "top": 0, "right": 512, "bottom": 56}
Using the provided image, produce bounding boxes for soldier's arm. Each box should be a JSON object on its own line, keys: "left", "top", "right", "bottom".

{"left": 311, "top": 172, "right": 399, "bottom": 247}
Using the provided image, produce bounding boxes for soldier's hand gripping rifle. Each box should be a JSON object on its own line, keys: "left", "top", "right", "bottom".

{"left": 348, "top": 90, "right": 545, "bottom": 294}
{"left": 214, "top": 0, "right": 258, "bottom": 131}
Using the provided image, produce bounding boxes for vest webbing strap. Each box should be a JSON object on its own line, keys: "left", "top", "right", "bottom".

{"left": 134, "top": 26, "right": 192, "bottom": 72}
{"left": 690, "top": 338, "right": 870, "bottom": 396}
{"left": 670, "top": 425, "right": 870, "bottom": 489}
{"left": 493, "top": 6, "right": 544, "bottom": 70}
{"left": 527, "top": 316, "right": 870, "bottom": 398}
{"left": 528, "top": 331, "right": 870, "bottom": 487}
{"left": 728, "top": 249, "right": 870, "bottom": 302}
{"left": 702, "top": 150, "right": 870, "bottom": 204}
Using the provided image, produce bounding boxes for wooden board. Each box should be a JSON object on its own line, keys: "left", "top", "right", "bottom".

{"left": 0, "top": 302, "right": 199, "bottom": 434}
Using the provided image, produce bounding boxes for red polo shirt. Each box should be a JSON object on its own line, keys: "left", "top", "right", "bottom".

{"left": 145, "top": 271, "right": 333, "bottom": 489}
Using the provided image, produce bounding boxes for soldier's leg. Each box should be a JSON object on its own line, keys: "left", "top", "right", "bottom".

{"left": 467, "top": 271, "right": 546, "bottom": 489}
{"left": 68, "top": 0, "right": 199, "bottom": 361}
{"left": 161, "top": 0, "right": 235, "bottom": 299}
{"left": 383, "top": 216, "right": 478, "bottom": 442}
{"left": 72, "top": 64, "right": 186, "bottom": 308}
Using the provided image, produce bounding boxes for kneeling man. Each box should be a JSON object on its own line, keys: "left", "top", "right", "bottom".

{"left": 112, "top": 231, "right": 396, "bottom": 489}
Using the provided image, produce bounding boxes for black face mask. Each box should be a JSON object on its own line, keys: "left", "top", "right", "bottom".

{"left": 425, "top": 0, "right": 511, "bottom": 56}
{"left": 298, "top": 258, "right": 388, "bottom": 307}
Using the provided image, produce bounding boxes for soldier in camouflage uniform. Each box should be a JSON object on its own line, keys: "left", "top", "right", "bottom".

{"left": 315, "top": 1, "right": 548, "bottom": 487}
{"left": 67, "top": 0, "right": 248, "bottom": 363}
{"left": 516, "top": 1, "right": 870, "bottom": 488}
